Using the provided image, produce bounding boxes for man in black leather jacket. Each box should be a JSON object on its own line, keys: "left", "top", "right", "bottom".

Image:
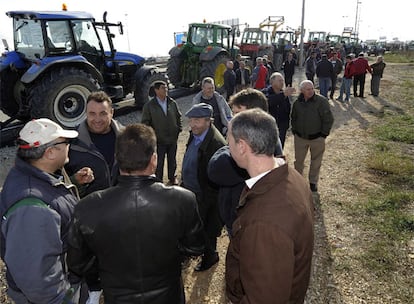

{"left": 67, "top": 124, "right": 204, "bottom": 304}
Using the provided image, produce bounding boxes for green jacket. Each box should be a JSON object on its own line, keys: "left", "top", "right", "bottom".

{"left": 291, "top": 93, "right": 334, "bottom": 139}
{"left": 141, "top": 96, "right": 182, "bottom": 145}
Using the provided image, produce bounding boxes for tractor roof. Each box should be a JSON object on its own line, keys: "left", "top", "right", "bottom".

{"left": 6, "top": 11, "right": 94, "bottom": 21}
{"left": 189, "top": 22, "right": 232, "bottom": 29}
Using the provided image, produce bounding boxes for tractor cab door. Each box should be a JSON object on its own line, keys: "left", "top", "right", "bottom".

{"left": 72, "top": 20, "right": 104, "bottom": 70}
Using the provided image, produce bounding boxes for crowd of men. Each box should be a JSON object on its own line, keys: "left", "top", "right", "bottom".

{"left": 0, "top": 46, "right": 385, "bottom": 303}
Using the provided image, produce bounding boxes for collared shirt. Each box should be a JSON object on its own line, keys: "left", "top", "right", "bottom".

{"left": 245, "top": 158, "right": 286, "bottom": 189}
{"left": 156, "top": 97, "right": 167, "bottom": 115}
{"left": 193, "top": 128, "right": 209, "bottom": 146}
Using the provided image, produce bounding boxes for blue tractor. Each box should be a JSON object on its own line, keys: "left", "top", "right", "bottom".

{"left": 0, "top": 9, "right": 166, "bottom": 128}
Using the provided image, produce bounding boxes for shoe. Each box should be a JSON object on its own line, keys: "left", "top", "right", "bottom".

{"left": 310, "top": 183, "right": 318, "bottom": 192}
{"left": 359, "top": 95, "right": 365, "bottom": 98}
{"left": 86, "top": 290, "right": 102, "bottom": 304}
{"left": 336, "top": 98, "right": 343, "bottom": 102}
{"left": 166, "top": 177, "right": 179, "bottom": 186}
{"left": 194, "top": 253, "right": 219, "bottom": 272}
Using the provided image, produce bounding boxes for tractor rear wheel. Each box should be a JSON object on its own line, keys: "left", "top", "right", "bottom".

{"left": 134, "top": 70, "right": 168, "bottom": 109}
{"left": 29, "top": 67, "right": 100, "bottom": 128}
{"left": 200, "top": 54, "right": 229, "bottom": 92}
{"left": 167, "top": 56, "right": 183, "bottom": 87}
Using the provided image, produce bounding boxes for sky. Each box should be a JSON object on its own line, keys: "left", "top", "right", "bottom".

{"left": 0, "top": 0, "right": 412, "bottom": 57}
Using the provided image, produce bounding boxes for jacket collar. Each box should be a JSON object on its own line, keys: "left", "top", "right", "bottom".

{"left": 238, "top": 163, "right": 288, "bottom": 209}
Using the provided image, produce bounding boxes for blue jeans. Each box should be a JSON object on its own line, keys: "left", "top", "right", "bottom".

{"left": 339, "top": 78, "right": 352, "bottom": 101}
{"left": 318, "top": 77, "right": 331, "bottom": 98}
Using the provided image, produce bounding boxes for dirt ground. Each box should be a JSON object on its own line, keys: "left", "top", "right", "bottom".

{"left": 0, "top": 61, "right": 412, "bottom": 303}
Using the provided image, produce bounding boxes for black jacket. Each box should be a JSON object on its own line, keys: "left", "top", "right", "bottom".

{"left": 262, "top": 86, "right": 291, "bottom": 129}
{"left": 316, "top": 57, "right": 334, "bottom": 78}
{"left": 68, "top": 175, "right": 204, "bottom": 303}
{"left": 185, "top": 125, "right": 227, "bottom": 208}
{"left": 207, "top": 146, "right": 248, "bottom": 235}
{"left": 235, "top": 68, "right": 251, "bottom": 85}
{"left": 65, "top": 119, "right": 124, "bottom": 197}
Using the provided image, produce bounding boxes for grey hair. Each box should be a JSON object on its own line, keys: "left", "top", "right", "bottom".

{"left": 230, "top": 108, "right": 278, "bottom": 156}
{"left": 299, "top": 80, "right": 314, "bottom": 90}
{"left": 202, "top": 77, "right": 214, "bottom": 86}
{"left": 269, "top": 72, "right": 284, "bottom": 83}
{"left": 16, "top": 141, "right": 54, "bottom": 161}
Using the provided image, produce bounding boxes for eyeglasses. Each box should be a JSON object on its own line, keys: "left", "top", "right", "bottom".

{"left": 51, "top": 139, "right": 72, "bottom": 146}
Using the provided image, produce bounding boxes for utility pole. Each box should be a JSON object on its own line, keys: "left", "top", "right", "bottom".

{"left": 299, "top": 0, "right": 306, "bottom": 67}
{"left": 354, "top": 1, "right": 362, "bottom": 40}
{"left": 125, "top": 13, "right": 131, "bottom": 52}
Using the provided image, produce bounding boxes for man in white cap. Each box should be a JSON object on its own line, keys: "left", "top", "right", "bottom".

{"left": 181, "top": 103, "right": 227, "bottom": 272}
{"left": 0, "top": 118, "right": 93, "bottom": 304}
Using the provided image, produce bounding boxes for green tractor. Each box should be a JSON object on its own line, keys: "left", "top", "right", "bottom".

{"left": 167, "top": 22, "right": 239, "bottom": 92}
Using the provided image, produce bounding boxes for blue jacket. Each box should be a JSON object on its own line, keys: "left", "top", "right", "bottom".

{"left": 0, "top": 157, "right": 78, "bottom": 303}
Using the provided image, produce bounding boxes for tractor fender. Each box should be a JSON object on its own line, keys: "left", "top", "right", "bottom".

{"left": 169, "top": 45, "right": 184, "bottom": 58}
{"left": 21, "top": 55, "right": 104, "bottom": 84}
{"left": 135, "top": 64, "right": 159, "bottom": 83}
{"left": 200, "top": 46, "right": 228, "bottom": 62}
{"left": 0, "top": 51, "right": 27, "bottom": 72}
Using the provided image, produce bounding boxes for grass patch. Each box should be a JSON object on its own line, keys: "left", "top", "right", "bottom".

{"left": 358, "top": 64, "right": 414, "bottom": 285}
{"left": 384, "top": 51, "right": 414, "bottom": 63}
{"left": 372, "top": 114, "right": 414, "bottom": 144}
{"left": 356, "top": 190, "right": 414, "bottom": 278}
{"left": 366, "top": 143, "right": 414, "bottom": 176}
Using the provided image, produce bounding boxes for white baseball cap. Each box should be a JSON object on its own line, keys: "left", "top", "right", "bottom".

{"left": 19, "top": 118, "right": 78, "bottom": 149}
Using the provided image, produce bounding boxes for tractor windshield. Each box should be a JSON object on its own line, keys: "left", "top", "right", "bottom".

{"left": 190, "top": 26, "right": 213, "bottom": 46}
{"left": 14, "top": 18, "right": 45, "bottom": 59}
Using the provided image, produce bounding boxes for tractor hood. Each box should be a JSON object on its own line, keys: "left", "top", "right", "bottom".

{"left": 104, "top": 51, "right": 145, "bottom": 66}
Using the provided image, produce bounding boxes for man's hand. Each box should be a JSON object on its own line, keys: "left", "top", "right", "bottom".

{"left": 284, "top": 86, "right": 296, "bottom": 96}
{"left": 74, "top": 167, "right": 94, "bottom": 185}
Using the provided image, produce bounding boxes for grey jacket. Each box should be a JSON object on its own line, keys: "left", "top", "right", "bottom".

{"left": 192, "top": 91, "right": 232, "bottom": 133}
{"left": 1, "top": 157, "right": 78, "bottom": 303}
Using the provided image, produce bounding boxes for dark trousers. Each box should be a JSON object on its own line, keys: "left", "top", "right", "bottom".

{"left": 278, "top": 121, "right": 289, "bottom": 148}
{"left": 196, "top": 193, "right": 223, "bottom": 257}
{"left": 156, "top": 143, "right": 177, "bottom": 181}
{"left": 330, "top": 75, "right": 338, "bottom": 98}
{"left": 306, "top": 72, "right": 315, "bottom": 84}
{"left": 353, "top": 73, "right": 366, "bottom": 97}
{"left": 285, "top": 74, "right": 293, "bottom": 87}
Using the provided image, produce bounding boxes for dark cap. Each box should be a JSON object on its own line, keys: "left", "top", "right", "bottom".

{"left": 185, "top": 103, "right": 213, "bottom": 118}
